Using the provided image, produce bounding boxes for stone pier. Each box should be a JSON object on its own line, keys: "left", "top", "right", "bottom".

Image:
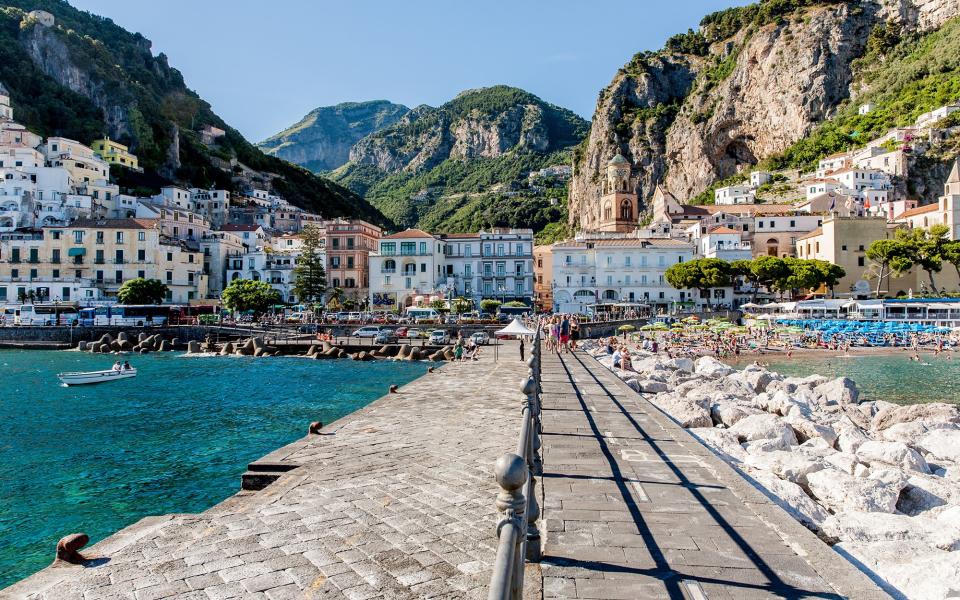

{"left": 3, "top": 346, "right": 531, "bottom": 600}
{"left": 537, "top": 349, "right": 889, "bottom": 599}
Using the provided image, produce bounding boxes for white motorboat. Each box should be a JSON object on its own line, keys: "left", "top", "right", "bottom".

{"left": 58, "top": 368, "right": 137, "bottom": 386}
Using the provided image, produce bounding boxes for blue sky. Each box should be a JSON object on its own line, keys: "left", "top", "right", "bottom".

{"left": 69, "top": 0, "right": 749, "bottom": 142}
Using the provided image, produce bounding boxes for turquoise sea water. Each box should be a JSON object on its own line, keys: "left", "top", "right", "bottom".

{"left": 0, "top": 350, "right": 428, "bottom": 589}
{"left": 733, "top": 353, "right": 960, "bottom": 405}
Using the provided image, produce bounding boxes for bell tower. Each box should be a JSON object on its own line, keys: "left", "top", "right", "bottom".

{"left": 595, "top": 153, "right": 637, "bottom": 232}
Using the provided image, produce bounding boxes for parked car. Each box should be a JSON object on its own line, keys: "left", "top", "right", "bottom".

{"left": 298, "top": 324, "right": 319, "bottom": 334}
{"left": 374, "top": 329, "right": 397, "bottom": 344}
{"left": 471, "top": 331, "right": 489, "bottom": 345}
{"left": 429, "top": 330, "right": 449, "bottom": 345}
{"left": 352, "top": 326, "right": 382, "bottom": 338}
{"left": 395, "top": 326, "right": 409, "bottom": 338}
{"left": 405, "top": 328, "right": 424, "bottom": 339}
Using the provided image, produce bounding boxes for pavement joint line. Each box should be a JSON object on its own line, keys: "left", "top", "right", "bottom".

{"left": 683, "top": 579, "right": 709, "bottom": 600}
{"left": 629, "top": 481, "right": 650, "bottom": 503}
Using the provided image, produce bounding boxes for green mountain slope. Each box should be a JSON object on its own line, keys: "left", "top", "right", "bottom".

{"left": 331, "top": 85, "right": 588, "bottom": 232}
{"left": 258, "top": 100, "right": 409, "bottom": 172}
{"left": 763, "top": 15, "right": 960, "bottom": 198}
{"left": 0, "top": 0, "right": 387, "bottom": 225}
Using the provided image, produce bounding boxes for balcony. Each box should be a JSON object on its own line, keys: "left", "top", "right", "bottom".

{"left": 381, "top": 267, "right": 396, "bottom": 274}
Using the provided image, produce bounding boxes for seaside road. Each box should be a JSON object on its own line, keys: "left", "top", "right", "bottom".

{"left": 4, "top": 345, "right": 531, "bottom": 600}
{"left": 537, "top": 350, "right": 890, "bottom": 600}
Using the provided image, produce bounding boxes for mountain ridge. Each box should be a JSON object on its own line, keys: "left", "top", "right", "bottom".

{"left": 258, "top": 100, "right": 409, "bottom": 173}
{"left": 0, "top": 0, "right": 388, "bottom": 225}
{"left": 329, "top": 85, "right": 589, "bottom": 232}
{"left": 569, "top": 0, "right": 960, "bottom": 229}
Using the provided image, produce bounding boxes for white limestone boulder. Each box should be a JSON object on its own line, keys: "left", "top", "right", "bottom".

{"left": 688, "top": 427, "right": 749, "bottom": 464}
{"left": 728, "top": 414, "right": 798, "bottom": 450}
{"left": 710, "top": 403, "right": 763, "bottom": 428}
{"left": 834, "top": 417, "right": 870, "bottom": 454}
{"left": 872, "top": 402, "right": 960, "bottom": 431}
{"left": 694, "top": 356, "right": 735, "bottom": 378}
{"left": 822, "top": 511, "right": 960, "bottom": 550}
{"left": 897, "top": 473, "right": 960, "bottom": 516}
{"left": 652, "top": 393, "right": 713, "bottom": 429}
{"left": 665, "top": 357, "right": 694, "bottom": 372}
{"left": 806, "top": 469, "right": 905, "bottom": 513}
{"left": 743, "top": 469, "right": 830, "bottom": 531}
{"left": 798, "top": 437, "right": 836, "bottom": 458}
{"left": 638, "top": 380, "right": 670, "bottom": 394}
{"left": 916, "top": 428, "right": 960, "bottom": 463}
{"left": 834, "top": 541, "right": 960, "bottom": 600}
{"left": 856, "top": 440, "right": 930, "bottom": 474}
{"left": 743, "top": 450, "right": 827, "bottom": 487}
{"left": 812, "top": 377, "right": 859, "bottom": 405}
{"left": 784, "top": 414, "right": 838, "bottom": 447}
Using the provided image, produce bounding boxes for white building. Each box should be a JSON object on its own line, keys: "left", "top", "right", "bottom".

{"left": 0, "top": 82, "right": 12, "bottom": 122}
{"left": 441, "top": 228, "right": 534, "bottom": 307}
{"left": 916, "top": 103, "right": 960, "bottom": 129}
{"left": 551, "top": 236, "right": 698, "bottom": 313}
{"left": 226, "top": 246, "right": 308, "bottom": 304}
{"left": 806, "top": 179, "right": 844, "bottom": 200}
{"left": 894, "top": 159, "right": 960, "bottom": 240}
{"left": 816, "top": 153, "right": 851, "bottom": 178}
{"left": 697, "top": 226, "right": 753, "bottom": 261}
{"left": 368, "top": 229, "right": 448, "bottom": 309}
{"left": 714, "top": 184, "right": 756, "bottom": 205}
{"left": 201, "top": 230, "right": 246, "bottom": 299}
{"left": 750, "top": 171, "right": 772, "bottom": 187}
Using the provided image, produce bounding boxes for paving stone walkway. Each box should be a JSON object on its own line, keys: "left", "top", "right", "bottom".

{"left": 537, "top": 350, "right": 889, "bottom": 600}
{"left": 4, "top": 347, "right": 531, "bottom": 600}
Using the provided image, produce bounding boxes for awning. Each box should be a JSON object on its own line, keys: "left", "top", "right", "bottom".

{"left": 496, "top": 318, "right": 535, "bottom": 337}
{"left": 67, "top": 247, "right": 86, "bottom": 256}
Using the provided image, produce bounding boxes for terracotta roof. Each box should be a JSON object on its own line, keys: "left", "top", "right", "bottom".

{"left": 221, "top": 224, "right": 262, "bottom": 232}
{"left": 707, "top": 226, "right": 740, "bottom": 234}
{"left": 797, "top": 228, "right": 822, "bottom": 241}
{"left": 703, "top": 204, "right": 796, "bottom": 216}
{"left": 60, "top": 218, "right": 157, "bottom": 230}
{"left": 440, "top": 233, "right": 480, "bottom": 239}
{"left": 896, "top": 203, "right": 939, "bottom": 219}
{"left": 382, "top": 228, "right": 436, "bottom": 240}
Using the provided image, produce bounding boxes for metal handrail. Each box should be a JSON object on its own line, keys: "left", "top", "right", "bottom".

{"left": 488, "top": 326, "right": 542, "bottom": 599}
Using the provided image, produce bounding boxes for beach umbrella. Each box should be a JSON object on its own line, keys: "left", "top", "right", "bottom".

{"left": 618, "top": 324, "right": 636, "bottom": 332}
{"left": 640, "top": 324, "right": 657, "bottom": 331}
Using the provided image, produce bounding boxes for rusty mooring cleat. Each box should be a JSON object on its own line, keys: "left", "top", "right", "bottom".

{"left": 55, "top": 533, "right": 89, "bottom": 564}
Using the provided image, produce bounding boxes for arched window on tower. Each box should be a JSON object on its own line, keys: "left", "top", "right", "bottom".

{"left": 604, "top": 202, "right": 612, "bottom": 221}
{"left": 620, "top": 199, "right": 632, "bottom": 221}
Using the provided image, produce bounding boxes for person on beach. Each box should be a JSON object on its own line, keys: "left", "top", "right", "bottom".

{"left": 454, "top": 338, "right": 464, "bottom": 362}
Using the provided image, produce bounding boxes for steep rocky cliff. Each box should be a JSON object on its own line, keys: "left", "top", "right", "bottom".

{"left": 570, "top": 0, "right": 960, "bottom": 229}
{"left": 258, "top": 100, "right": 409, "bottom": 172}
{"left": 0, "top": 0, "right": 386, "bottom": 224}
{"left": 331, "top": 86, "right": 588, "bottom": 229}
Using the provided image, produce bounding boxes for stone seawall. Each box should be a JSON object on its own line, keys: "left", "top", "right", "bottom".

{"left": 0, "top": 326, "right": 212, "bottom": 345}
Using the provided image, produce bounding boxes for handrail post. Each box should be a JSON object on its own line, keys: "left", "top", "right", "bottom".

{"left": 487, "top": 453, "right": 527, "bottom": 600}
{"left": 521, "top": 373, "right": 542, "bottom": 563}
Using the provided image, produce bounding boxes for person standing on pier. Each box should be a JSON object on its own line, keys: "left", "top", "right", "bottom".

{"left": 519, "top": 337, "right": 525, "bottom": 362}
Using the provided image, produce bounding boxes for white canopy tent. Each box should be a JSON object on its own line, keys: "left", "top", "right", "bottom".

{"left": 494, "top": 318, "right": 535, "bottom": 361}
{"left": 496, "top": 318, "right": 535, "bottom": 337}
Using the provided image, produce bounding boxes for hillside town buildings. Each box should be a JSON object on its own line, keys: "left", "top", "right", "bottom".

{"left": 367, "top": 228, "right": 534, "bottom": 310}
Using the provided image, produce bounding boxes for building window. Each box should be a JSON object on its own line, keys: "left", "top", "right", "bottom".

{"left": 419, "top": 241, "right": 427, "bottom": 254}
{"left": 74, "top": 231, "right": 84, "bottom": 243}
{"left": 382, "top": 242, "right": 396, "bottom": 255}
{"left": 858, "top": 256, "right": 865, "bottom": 267}
{"left": 166, "top": 271, "right": 173, "bottom": 283}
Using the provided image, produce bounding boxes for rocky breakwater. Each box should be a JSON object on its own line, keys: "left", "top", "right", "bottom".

{"left": 77, "top": 332, "right": 177, "bottom": 354}
{"left": 583, "top": 343, "right": 960, "bottom": 599}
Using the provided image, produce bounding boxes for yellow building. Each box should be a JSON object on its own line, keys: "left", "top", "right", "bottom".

{"left": 795, "top": 216, "right": 960, "bottom": 297}
{"left": 0, "top": 218, "right": 206, "bottom": 303}
{"left": 91, "top": 138, "right": 140, "bottom": 171}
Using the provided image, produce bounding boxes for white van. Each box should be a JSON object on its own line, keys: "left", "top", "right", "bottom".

{"left": 405, "top": 308, "right": 440, "bottom": 322}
